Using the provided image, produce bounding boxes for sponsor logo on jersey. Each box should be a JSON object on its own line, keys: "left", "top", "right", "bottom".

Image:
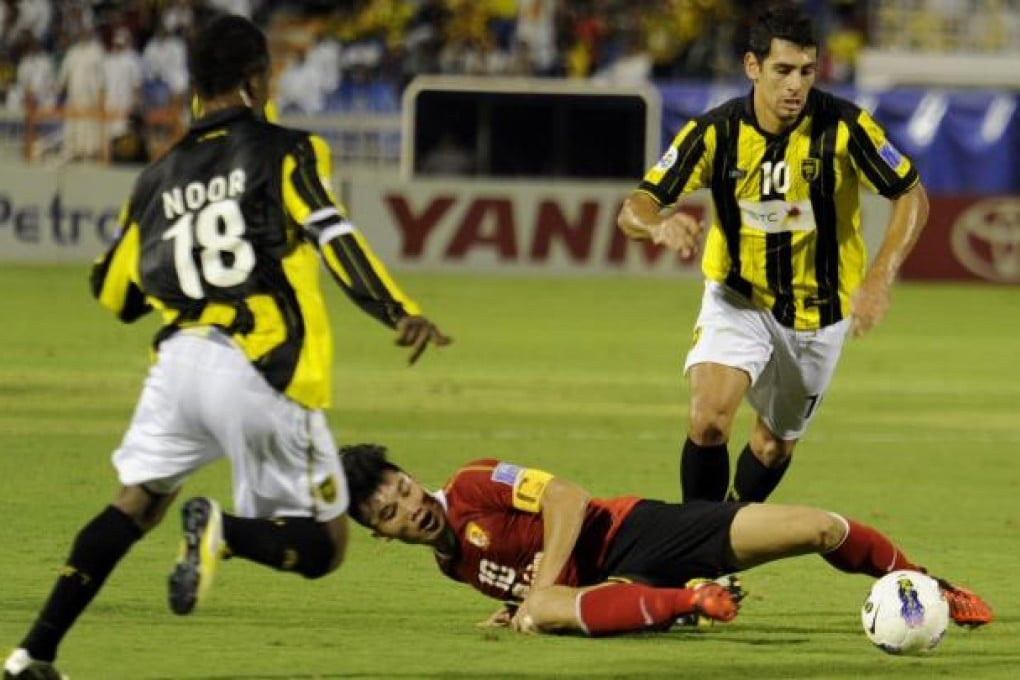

{"left": 877, "top": 142, "right": 903, "bottom": 169}
{"left": 492, "top": 462, "right": 523, "bottom": 486}
{"left": 738, "top": 198, "right": 817, "bottom": 233}
{"left": 800, "top": 157, "right": 820, "bottom": 182}
{"left": 465, "top": 521, "right": 490, "bottom": 549}
{"left": 950, "top": 197, "right": 1020, "bottom": 283}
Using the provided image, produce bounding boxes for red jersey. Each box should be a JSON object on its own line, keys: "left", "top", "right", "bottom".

{"left": 432, "top": 459, "right": 640, "bottom": 602}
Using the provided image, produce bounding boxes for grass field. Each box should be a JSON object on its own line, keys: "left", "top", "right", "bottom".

{"left": 1, "top": 264, "right": 1018, "bottom": 679}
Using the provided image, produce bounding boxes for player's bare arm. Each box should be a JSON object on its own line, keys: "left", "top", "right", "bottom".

{"left": 510, "top": 476, "right": 590, "bottom": 632}
{"left": 851, "top": 182, "right": 929, "bottom": 337}
{"left": 617, "top": 191, "right": 702, "bottom": 259}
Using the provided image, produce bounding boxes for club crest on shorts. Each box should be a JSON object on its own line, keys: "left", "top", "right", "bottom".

{"left": 317, "top": 475, "right": 337, "bottom": 503}
{"left": 801, "top": 157, "right": 820, "bottom": 182}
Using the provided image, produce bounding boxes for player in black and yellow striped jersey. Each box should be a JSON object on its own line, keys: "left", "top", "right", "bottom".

{"left": 617, "top": 4, "right": 929, "bottom": 506}
{"left": 4, "top": 15, "right": 449, "bottom": 679}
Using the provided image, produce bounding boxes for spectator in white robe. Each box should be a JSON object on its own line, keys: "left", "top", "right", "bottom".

{"left": 56, "top": 27, "right": 104, "bottom": 160}
{"left": 103, "top": 27, "right": 142, "bottom": 137}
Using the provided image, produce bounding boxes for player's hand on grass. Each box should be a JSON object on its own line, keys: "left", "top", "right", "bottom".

{"left": 649, "top": 211, "right": 702, "bottom": 259}
{"left": 693, "top": 583, "right": 739, "bottom": 623}
{"left": 849, "top": 275, "right": 891, "bottom": 338}
{"left": 477, "top": 604, "right": 516, "bottom": 628}
{"left": 509, "top": 599, "right": 540, "bottom": 634}
{"left": 395, "top": 315, "right": 452, "bottom": 365}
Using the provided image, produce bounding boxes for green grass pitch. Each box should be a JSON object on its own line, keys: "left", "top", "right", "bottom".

{"left": 1, "top": 264, "right": 1018, "bottom": 679}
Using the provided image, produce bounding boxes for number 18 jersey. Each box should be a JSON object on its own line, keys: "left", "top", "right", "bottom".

{"left": 91, "top": 107, "right": 420, "bottom": 408}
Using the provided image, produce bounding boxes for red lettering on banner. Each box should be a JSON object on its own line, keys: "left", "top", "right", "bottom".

{"left": 384, "top": 194, "right": 455, "bottom": 257}
{"left": 445, "top": 198, "right": 517, "bottom": 259}
{"left": 530, "top": 200, "right": 598, "bottom": 261}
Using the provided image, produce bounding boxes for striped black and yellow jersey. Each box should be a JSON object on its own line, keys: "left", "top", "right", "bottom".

{"left": 91, "top": 107, "right": 420, "bottom": 408}
{"left": 638, "top": 89, "right": 919, "bottom": 330}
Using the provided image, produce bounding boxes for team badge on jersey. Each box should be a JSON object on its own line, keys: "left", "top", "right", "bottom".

{"left": 801, "top": 157, "right": 820, "bottom": 182}
{"left": 877, "top": 142, "right": 903, "bottom": 170}
{"left": 465, "top": 521, "right": 490, "bottom": 549}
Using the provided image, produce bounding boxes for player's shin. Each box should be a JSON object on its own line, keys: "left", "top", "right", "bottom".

{"left": 222, "top": 514, "right": 336, "bottom": 578}
{"left": 681, "top": 438, "right": 730, "bottom": 501}
{"left": 821, "top": 515, "right": 919, "bottom": 578}
{"left": 21, "top": 505, "right": 142, "bottom": 662}
{"left": 576, "top": 582, "right": 734, "bottom": 636}
{"left": 727, "top": 444, "right": 790, "bottom": 502}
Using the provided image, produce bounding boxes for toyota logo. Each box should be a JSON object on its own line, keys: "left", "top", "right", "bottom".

{"left": 951, "top": 198, "right": 1020, "bottom": 283}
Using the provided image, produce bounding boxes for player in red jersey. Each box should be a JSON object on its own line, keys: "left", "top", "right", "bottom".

{"left": 340, "top": 444, "right": 993, "bottom": 636}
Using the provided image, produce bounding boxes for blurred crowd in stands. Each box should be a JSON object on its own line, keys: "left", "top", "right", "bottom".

{"left": 0, "top": 0, "right": 1016, "bottom": 162}
{"left": 0, "top": 1, "right": 872, "bottom": 120}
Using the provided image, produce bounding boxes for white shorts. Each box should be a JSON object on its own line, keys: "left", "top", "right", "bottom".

{"left": 113, "top": 328, "right": 348, "bottom": 522}
{"left": 684, "top": 281, "right": 850, "bottom": 439}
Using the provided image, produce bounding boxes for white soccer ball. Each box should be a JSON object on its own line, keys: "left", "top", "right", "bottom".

{"left": 861, "top": 570, "right": 949, "bottom": 655}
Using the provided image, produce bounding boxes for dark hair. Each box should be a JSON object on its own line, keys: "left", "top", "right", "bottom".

{"left": 748, "top": 3, "right": 817, "bottom": 63}
{"left": 188, "top": 14, "right": 269, "bottom": 98}
{"left": 340, "top": 444, "right": 401, "bottom": 526}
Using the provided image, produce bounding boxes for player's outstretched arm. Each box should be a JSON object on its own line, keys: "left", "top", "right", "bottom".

{"left": 851, "top": 182, "right": 929, "bottom": 338}
{"left": 285, "top": 134, "right": 451, "bottom": 363}
{"left": 617, "top": 191, "right": 702, "bottom": 259}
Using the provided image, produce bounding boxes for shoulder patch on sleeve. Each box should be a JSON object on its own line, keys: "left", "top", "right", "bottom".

{"left": 654, "top": 146, "right": 678, "bottom": 172}
{"left": 877, "top": 142, "right": 903, "bottom": 169}
{"left": 491, "top": 462, "right": 523, "bottom": 487}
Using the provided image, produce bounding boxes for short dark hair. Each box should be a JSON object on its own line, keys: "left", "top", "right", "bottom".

{"left": 340, "top": 444, "right": 401, "bottom": 526}
{"left": 748, "top": 3, "right": 817, "bottom": 63}
{"left": 189, "top": 14, "right": 269, "bottom": 99}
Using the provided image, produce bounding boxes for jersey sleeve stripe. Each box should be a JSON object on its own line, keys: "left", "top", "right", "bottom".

{"left": 638, "top": 122, "right": 707, "bottom": 204}
{"left": 845, "top": 120, "right": 918, "bottom": 197}
{"left": 90, "top": 222, "right": 152, "bottom": 322}
{"left": 350, "top": 231, "right": 422, "bottom": 316}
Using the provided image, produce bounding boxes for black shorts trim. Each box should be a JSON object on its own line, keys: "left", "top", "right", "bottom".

{"left": 599, "top": 500, "right": 746, "bottom": 587}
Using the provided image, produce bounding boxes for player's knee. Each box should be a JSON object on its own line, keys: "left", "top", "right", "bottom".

{"left": 803, "top": 512, "right": 845, "bottom": 553}
{"left": 750, "top": 424, "right": 795, "bottom": 467}
{"left": 287, "top": 519, "right": 344, "bottom": 579}
{"left": 688, "top": 414, "right": 733, "bottom": 445}
{"left": 295, "top": 539, "right": 337, "bottom": 579}
{"left": 752, "top": 440, "right": 793, "bottom": 468}
{"left": 523, "top": 587, "right": 581, "bottom": 634}
{"left": 818, "top": 514, "right": 847, "bottom": 552}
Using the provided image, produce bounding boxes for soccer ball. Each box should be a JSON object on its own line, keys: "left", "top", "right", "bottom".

{"left": 861, "top": 570, "right": 949, "bottom": 655}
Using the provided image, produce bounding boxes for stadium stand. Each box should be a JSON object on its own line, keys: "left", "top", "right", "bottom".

{"left": 0, "top": 1, "right": 1016, "bottom": 191}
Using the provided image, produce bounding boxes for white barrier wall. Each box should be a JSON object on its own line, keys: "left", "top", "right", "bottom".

{"left": 0, "top": 161, "right": 892, "bottom": 273}
{"left": 0, "top": 164, "right": 135, "bottom": 261}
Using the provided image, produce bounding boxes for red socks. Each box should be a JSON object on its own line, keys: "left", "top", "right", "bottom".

{"left": 576, "top": 582, "right": 697, "bottom": 636}
{"left": 823, "top": 517, "right": 919, "bottom": 577}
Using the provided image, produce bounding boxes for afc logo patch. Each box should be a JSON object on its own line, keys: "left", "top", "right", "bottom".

{"left": 800, "top": 157, "right": 820, "bottom": 182}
